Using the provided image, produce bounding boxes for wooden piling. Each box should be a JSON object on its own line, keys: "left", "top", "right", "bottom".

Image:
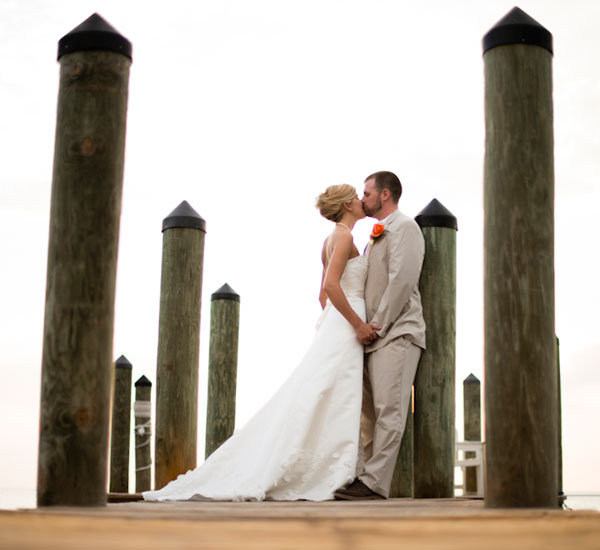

{"left": 413, "top": 199, "right": 457, "bottom": 498}
{"left": 463, "top": 374, "right": 481, "bottom": 495}
{"left": 134, "top": 375, "right": 152, "bottom": 493}
{"left": 110, "top": 356, "right": 132, "bottom": 493}
{"left": 389, "top": 393, "right": 413, "bottom": 497}
{"left": 205, "top": 284, "right": 240, "bottom": 458}
{"left": 155, "top": 201, "right": 206, "bottom": 489}
{"left": 37, "top": 14, "right": 131, "bottom": 507}
{"left": 483, "top": 7, "right": 557, "bottom": 508}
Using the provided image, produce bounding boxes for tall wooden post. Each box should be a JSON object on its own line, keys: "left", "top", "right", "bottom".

{"left": 37, "top": 14, "right": 132, "bottom": 507}
{"left": 110, "top": 355, "right": 132, "bottom": 493}
{"left": 155, "top": 201, "right": 206, "bottom": 489}
{"left": 483, "top": 7, "right": 557, "bottom": 508}
{"left": 413, "top": 199, "right": 457, "bottom": 498}
{"left": 463, "top": 374, "right": 481, "bottom": 495}
{"left": 205, "top": 284, "right": 240, "bottom": 458}
{"left": 134, "top": 375, "right": 152, "bottom": 493}
{"left": 389, "top": 393, "right": 413, "bottom": 497}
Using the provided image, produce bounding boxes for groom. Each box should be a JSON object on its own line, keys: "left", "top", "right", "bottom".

{"left": 335, "top": 171, "right": 426, "bottom": 500}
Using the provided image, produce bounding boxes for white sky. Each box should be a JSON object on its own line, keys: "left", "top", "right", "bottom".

{"left": 1, "top": 0, "right": 598, "bottom": 495}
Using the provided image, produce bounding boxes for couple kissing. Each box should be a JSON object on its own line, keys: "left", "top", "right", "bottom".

{"left": 143, "top": 170, "right": 425, "bottom": 502}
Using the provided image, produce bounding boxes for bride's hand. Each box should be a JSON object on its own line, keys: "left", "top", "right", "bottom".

{"left": 355, "top": 322, "right": 381, "bottom": 345}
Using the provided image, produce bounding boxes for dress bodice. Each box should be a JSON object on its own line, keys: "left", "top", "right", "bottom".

{"left": 340, "top": 255, "right": 368, "bottom": 299}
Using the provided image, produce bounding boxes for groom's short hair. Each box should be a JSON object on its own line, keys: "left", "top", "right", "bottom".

{"left": 365, "top": 171, "right": 402, "bottom": 204}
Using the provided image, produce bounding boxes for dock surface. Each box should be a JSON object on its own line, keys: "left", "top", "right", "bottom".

{"left": 1, "top": 498, "right": 599, "bottom": 549}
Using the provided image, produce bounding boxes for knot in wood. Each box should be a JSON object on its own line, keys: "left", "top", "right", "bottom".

{"left": 74, "top": 407, "right": 90, "bottom": 429}
{"left": 71, "top": 62, "right": 83, "bottom": 78}
{"left": 80, "top": 136, "right": 97, "bottom": 157}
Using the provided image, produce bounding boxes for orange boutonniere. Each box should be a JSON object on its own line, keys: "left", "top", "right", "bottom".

{"left": 369, "top": 223, "right": 385, "bottom": 244}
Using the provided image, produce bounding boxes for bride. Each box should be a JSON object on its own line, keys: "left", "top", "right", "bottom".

{"left": 143, "top": 184, "right": 379, "bottom": 502}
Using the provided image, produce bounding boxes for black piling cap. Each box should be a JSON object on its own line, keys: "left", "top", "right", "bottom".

{"left": 115, "top": 355, "right": 132, "bottom": 368}
{"left": 58, "top": 13, "right": 132, "bottom": 61}
{"left": 135, "top": 375, "right": 152, "bottom": 387}
{"left": 483, "top": 6, "right": 552, "bottom": 55}
{"left": 212, "top": 283, "right": 240, "bottom": 302}
{"left": 464, "top": 373, "right": 480, "bottom": 384}
{"left": 415, "top": 199, "right": 458, "bottom": 230}
{"left": 162, "top": 200, "right": 206, "bottom": 232}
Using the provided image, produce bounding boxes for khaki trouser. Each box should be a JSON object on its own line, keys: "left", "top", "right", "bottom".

{"left": 358, "top": 336, "right": 421, "bottom": 498}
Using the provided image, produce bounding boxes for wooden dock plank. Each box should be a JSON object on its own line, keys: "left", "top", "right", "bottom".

{"left": 1, "top": 500, "right": 599, "bottom": 550}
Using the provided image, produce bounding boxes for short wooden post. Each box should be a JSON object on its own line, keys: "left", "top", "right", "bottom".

{"left": 389, "top": 392, "right": 413, "bottom": 497}
{"left": 413, "top": 199, "right": 457, "bottom": 498}
{"left": 134, "top": 375, "right": 153, "bottom": 493}
{"left": 463, "top": 374, "right": 481, "bottom": 495}
{"left": 110, "top": 355, "right": 132, "bottom": 493}
{"left": 483, "top": 7, "right": 558, "bottom": 508}
{"left": 37, "top": 14, "right": 132, "bottom": 507}
{"left": 155, "top": 201, "right": 206, "bottom": 489}
{"left": 205, "top": 284, "right": 241, "bottom": 458}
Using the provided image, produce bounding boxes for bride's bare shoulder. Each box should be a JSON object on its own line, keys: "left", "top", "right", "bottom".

{"left": 322, "top": 230, "right": 353, "bottom": 266}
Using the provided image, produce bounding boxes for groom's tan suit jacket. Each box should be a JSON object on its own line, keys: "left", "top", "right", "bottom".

{"left": 364, "top": 209, "right": 426, "bottom": 353}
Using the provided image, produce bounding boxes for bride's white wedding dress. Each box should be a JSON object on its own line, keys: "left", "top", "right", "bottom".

{"left": 143, "top": 255, "right": 368, "bottom": 502}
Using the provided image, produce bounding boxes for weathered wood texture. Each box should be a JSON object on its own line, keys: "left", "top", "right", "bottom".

{"left": 484, "top": 44, "right": 557, "bottom": 508}
{"left": 389, "top": 393, "right": 413, "bottom": 497}
{"left": 4, "top": 503, "right": 599, "bottom": 550}
{"left": 414, "top": 226, "right": 456, "bottom": 498}
{"left": 205, "top": 287, "right": 240, "bottom": 458}
{"left": 134, "top": 376, "right": 152, "bottom": 493}
{"left": 110, "top": 356, "right": 132, "bottom": 493}
{"left": 38, "top": 48, "right": 131, "bottom": 506}
{"left": 463, "top": 374, "right": 481, "bottom": 495}
{"left": 155, "top": 225, "right": 205, "bottom": 490}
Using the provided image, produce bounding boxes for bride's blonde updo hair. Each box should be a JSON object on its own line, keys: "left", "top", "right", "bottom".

{"left": 316, "top": 184, "right": 357, "bottom": 223}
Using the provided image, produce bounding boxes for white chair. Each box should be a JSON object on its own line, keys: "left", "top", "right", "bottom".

{"left": 455, "top": 440, "right": 485, "bottom": 497}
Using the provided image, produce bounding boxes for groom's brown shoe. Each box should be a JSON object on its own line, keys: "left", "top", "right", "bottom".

{"left": 334, "top": 479, "right": 384, "bottom": 500}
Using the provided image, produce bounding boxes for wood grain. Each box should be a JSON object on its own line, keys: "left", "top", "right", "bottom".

{"left": 155, "top": 227, "right": 205, "bottom": 489}
{"left": 484, "top": 44, "right": 557, "bottom": 507}
{"left": 2, "top": 501, "right": 598, "bottom": 550}
{"left": 463, "top": 375, "right": 481, "bottom": 495}
{"left": 109, "top": 360, "right": 132, "bottom": 493}
{"left": 414, "top": 226, "right": 457, "bottom": 498}
{"left": 38, "top": 50, "right": 131, "bottom": 506}
{"left": 134, "top": 380, "right": 152, "bottom": 493}
{"left": 205, "top": 297, "right": 240, "bottom": 458}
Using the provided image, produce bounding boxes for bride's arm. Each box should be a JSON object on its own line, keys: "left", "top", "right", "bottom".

{"left": 319, "top": 241, "right": 328, "bottom": 309}
{"left": 321, "top": 231, "right": 379, "bottom": 344}
{"left": 319, "top": 273, "right": 327, "bottom": 309}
